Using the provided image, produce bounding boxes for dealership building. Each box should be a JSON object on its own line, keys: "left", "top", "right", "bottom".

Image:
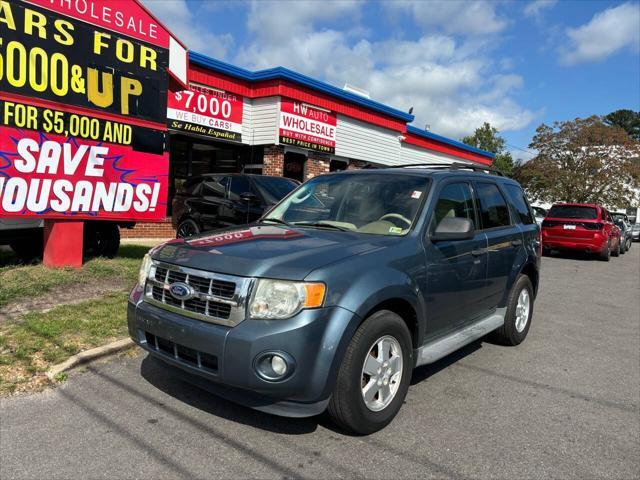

{"left": 124, "top": 51, "right": 494, "bottom": 238}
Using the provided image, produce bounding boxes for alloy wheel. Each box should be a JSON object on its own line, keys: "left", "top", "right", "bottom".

{"left": 514, "top": 288, "right": 530, "bottom": 333}
{"left": 361, "top": 335, "right": 403, "bottom": 412}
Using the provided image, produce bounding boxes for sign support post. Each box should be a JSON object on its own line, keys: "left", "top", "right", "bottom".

{"left": 43, "top": 220, "right": 84, "bottom": 268}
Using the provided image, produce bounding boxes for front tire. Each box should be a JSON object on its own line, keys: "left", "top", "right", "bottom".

{"left": 491, "top": 274, "right": 534, "bottom": 346}
{"left": 328, "top": 310, "right": 413, "bottom": 435}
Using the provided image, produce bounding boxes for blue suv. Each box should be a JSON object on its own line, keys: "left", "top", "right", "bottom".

{"left": 128, "top": 164, "right": 541, "bottom": 434}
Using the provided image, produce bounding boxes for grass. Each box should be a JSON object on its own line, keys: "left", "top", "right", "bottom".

{"left": 0, "top": 291, "right": 131, "bottom": 395}
{"left": 0, "top": 244, "right": 151, "bottom": 395}
{"left": 0, "top": 244, "right": 149, "bottom": 308}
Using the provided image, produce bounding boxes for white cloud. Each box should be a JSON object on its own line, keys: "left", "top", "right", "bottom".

{"left": 394, "top": 0, "right": 508, "bottom": 36}
{"left": 524, "top": 0, "right": 558, "bottom": 19}
{"left": 141, "top": 0, "right": 234, "bottom": 59}
{"left": 560, "top": 2, "right": 640, "bottom": 65}
{"left": 146, "top": 0, "right": 535, "bottom": 140}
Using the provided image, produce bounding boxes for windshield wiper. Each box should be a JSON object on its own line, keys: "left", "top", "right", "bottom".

{"left": 291, "top": 221, "right": 351, "bottom": 231}
{"left": 261, "top": 217, "right": 291, "bottom": 226}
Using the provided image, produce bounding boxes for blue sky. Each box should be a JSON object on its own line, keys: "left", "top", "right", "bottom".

{"left": 143, "top": 0, "right": 640, "bottom": 160}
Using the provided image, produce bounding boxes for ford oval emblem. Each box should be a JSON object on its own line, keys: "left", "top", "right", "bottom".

{"left": 168, "top": 282, "right": 195, "bottom": 301}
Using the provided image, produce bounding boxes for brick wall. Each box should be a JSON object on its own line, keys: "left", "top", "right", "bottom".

{"left": 120, "top": 219, "right": 176, "bottom": 239}
{"left": 306, "top": 152, "right": 330, "bottom": 180}
{"left": 347, "top": 159, "right": 371, "bottom": 169}
{"left": 263, "top": 145, "right": 284, "bottom": 176}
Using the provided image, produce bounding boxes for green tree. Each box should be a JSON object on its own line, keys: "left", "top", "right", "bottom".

{"left": 515, "top": 116, "right": 640, "bottom": 207}
{"left": 603, "top": 109, "right": 640, "bottom": 141}
{"left": 461, "top": 122, "right": 514, "bottom": 176}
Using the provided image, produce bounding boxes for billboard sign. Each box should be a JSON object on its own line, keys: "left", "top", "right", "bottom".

{"left": 0, "top": 0, "right": 183, "bottom": 221}
{"left": 167, "top": 83, "right": 243, "bottom": 142}
{"left": 279, "top": 98, "right": 336, "bottom": 154}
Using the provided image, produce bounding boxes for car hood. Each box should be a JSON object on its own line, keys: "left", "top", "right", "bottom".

{"left": 151, "top": 224, "right": 394, "bottom": 280}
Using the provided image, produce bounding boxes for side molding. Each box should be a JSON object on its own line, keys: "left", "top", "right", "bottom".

{"left": 415, "top": 308, "right": 506, "bottom": 367}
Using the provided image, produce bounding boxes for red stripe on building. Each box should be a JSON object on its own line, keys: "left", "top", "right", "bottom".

{"left": 403, "top": 133, "right": 493, "bottom": 165}
{"left": 188, "top": 65, "right": 407, "bottom": 132}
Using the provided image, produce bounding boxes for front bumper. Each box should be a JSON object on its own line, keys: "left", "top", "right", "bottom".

{"left": 128, "top": 287, "right": 359, "bottom": 417}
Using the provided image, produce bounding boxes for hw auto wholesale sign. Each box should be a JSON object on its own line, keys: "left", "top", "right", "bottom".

{"left": 279, "top": 98, "right": 336, "bottom": 154}
{"left": 168, "top": 83, "right": 243, "bottom": 142}
{"left": 0, "top": 0, "right": 185, "bottom": 221}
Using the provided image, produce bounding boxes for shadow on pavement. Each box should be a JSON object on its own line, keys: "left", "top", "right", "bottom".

{"left": 411, "top": 339, "right": 482, "bottom": 385}
{"left": 139, "top": 355, "right": 323, "bottom": 435}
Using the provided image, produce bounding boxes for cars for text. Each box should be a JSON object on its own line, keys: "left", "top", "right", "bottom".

{"left": 130, "top": 164, "right": 541, "bottom": 434}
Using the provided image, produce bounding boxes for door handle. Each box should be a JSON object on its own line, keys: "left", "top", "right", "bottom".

{"left": 511, "top": 239, "right": 523, "bottom": 247}
{"left": 471, "top": 249, "right": 483, "bottom": 256}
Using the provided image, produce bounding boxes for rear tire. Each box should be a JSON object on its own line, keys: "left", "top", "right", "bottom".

{"left": 612, "top": 239, "right": 620, "bottom": 257}
{"left": 598, "top": 239, "right": 611, "bottom": 261}
{"left": 9, "top": 233, "right": 43, "bottom": 262}
{"left": 328, "top": 310, "right": 413, "bottom": 435}
{"left": 84, "top": 223, "right": 120, "bottom": 258}
{"left": 491, "top": 274, "right": 534, "bottom": 346}
{"left": 176, "top": 219, "right": 200, "bottom": 238}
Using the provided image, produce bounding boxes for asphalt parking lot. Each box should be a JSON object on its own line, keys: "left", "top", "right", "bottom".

{"left": 2, "top": 247, "right": 639, "bottom": 479}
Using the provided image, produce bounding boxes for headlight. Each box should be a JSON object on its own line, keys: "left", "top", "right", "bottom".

{"left": 249, "top": 279, "right": 325, "bottom": 319}
{"left": 138, "top": 254, "right": 153, "bottom": 286}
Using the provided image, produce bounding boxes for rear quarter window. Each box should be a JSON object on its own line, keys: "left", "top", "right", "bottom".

{"left": 503, "top": 184, "right": 535, "bottom": 225}
{"left": 476, "top": 182, "right": 511, "bottom": 229}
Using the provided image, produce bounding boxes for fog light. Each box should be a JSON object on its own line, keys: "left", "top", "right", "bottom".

{"left": 271, "top": 355, "right": 287, "bottom": 376}
{"left": 254, "top": 351, "right": 295, "bottom": 381}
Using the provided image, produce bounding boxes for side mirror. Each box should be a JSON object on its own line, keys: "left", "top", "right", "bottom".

{"left": 431, "top": 217, "right": 475, "bottom": 242}
{"left": 240, "top": 192, "right": 258, "bottom": 203}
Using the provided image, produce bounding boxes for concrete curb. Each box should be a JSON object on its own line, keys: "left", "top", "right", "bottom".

{"left": 46, "top": 338, "right": 134, "bottom": 380}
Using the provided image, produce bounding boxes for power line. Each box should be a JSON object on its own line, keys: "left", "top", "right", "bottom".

{"left": 507, "top": 143, "right": 537, "bottom": 155}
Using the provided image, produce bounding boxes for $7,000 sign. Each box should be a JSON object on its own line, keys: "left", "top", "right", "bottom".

{"left": 167, "top": 85, "right": 244, "bottom": 142}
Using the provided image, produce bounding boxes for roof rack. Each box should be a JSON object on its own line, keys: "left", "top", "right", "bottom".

{"left": 387, "top": 162, "right": 504, "bottom": 176}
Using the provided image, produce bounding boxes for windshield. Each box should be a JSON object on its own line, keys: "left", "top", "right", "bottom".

{"left": 264, "top": 173, "right": 430, "bottom": 236}
{"left": 252, "top": 176, "right": 299, "bottom": 204}
{"left": 533, "top": 206, "right": 547, "bottom": 217}
{"left": 548, "top": 205, "right": 597, "bottom": 219}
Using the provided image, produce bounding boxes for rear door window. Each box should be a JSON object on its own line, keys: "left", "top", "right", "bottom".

{"left": 503, "top": 184, "right": 535, "bottom": 225}
{"left": 475, "top": 182, "right": 511, "bottom": 229}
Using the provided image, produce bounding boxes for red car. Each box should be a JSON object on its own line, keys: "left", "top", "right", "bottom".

{"left": 542, "top": 203, "right": 622, "bottom": 261}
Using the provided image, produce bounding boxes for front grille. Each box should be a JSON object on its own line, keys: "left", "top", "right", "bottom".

{"left": 143, "top": 261, "right": 252, "bottom": 327}
{"left": 150, "top": 285, "right": 232, "bottom": 319}
{"left": 144, "top": 331, "right": 218, "bottom": 372}
{"left": 154, "top": 266, "right": 236, "bottom": 298}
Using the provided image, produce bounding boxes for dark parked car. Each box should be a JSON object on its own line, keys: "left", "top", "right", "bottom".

{"left": 611, "top": 212, "right": 632, "bottom": 253}
{"left": 172, "top": 174, "right": 299, "bottom": 238}
{"left": 130, "top": 164, "right": 541, "bottom": 434}
{"left": 541, "top": 203, "right": 622, "bottom": 260}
